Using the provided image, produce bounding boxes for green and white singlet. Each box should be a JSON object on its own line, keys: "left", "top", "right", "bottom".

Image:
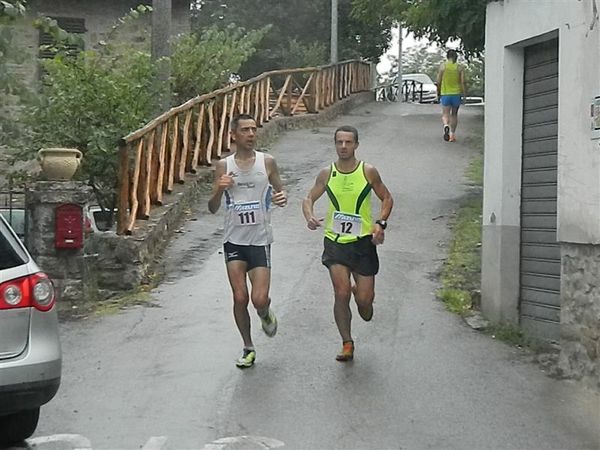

{"left": 324, "top": 161, "right": 373, "bottom": 243}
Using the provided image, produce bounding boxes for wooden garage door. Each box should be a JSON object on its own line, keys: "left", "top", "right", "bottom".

{"left": 520, "top": 38, "right": 560, "bottom": 341}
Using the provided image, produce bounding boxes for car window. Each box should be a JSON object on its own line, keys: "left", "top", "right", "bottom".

{"left": 0, "top": 209, "right": 25, "bottom": 238}
{"left": 0, "top": 218, "right": 28, "bottom": 270}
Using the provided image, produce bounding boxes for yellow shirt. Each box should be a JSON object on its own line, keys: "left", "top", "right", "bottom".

{"left": 440, "top": 62, "right": 463, "bottom": 96}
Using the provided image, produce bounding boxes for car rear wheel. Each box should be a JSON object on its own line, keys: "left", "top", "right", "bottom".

{"left": 0, "top": 407, "right": 40, "bottom": 445}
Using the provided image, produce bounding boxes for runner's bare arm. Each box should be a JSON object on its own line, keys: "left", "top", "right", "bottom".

{"left": 302, "top": 167, "right": 329, "bottom": 230}
{"left": 436, "top": 64, "right": 445, "bottom": 95}
{"left": 208, "top": 159, "right": 230, "bottom": 214}
{"left": 265, "top": 154, "right": 287, "bottom": 207}
{"left": 365, "top": 164, "right": 393, "bottom": 242}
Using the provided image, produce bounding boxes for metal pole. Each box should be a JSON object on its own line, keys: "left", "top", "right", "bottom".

{"left": 396, "top": 24, "right": 403, "bottom": 101}
{"left": 330, "top": 0, "right": 338, "bottom": 64}
{"left": 152, "top": 0, "right": 172, "bottom": 114}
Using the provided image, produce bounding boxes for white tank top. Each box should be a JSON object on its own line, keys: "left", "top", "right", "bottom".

{"left": 222, "top": 151, "right": 273, "bottom": 245}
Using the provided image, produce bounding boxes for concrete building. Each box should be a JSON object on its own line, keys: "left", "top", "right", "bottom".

{"left": 13, "top": 0, "right": 190, "bottom": 86}
{"left": 482, "top": 0, "right": 600, "bottom": 386}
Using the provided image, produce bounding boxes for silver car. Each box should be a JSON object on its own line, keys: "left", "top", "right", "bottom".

{"left": 0, "top": 214, "right": 61, "bottom": 445}
{"left": 401, "top": 73, "right": 438, "bottom": 103}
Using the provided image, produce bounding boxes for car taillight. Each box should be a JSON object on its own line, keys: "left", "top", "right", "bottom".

{"left": 0, "top": 272, "right": 56, "bottom": 311}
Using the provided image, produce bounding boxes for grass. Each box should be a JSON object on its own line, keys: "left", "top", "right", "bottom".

{"left": 436, "top": 143, "right": 483, "bottom": 317}
{"left": 437, "top": 136, "right": 537, "bottom": 350}
{"left": 94, "top": 290, "right": 156, "bottom": 316}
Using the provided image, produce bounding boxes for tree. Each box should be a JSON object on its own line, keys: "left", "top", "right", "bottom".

{"left": 192, "top": 0, "right": 393, "bottom": 77}
{"left": 1, "top": 1, "right": 29, "bottom": 158}
{"left": 351, "top": 0, "right": 489, "bottom": 57}
{"left": 170, "top": 24, "right": 269, "bottom": 102}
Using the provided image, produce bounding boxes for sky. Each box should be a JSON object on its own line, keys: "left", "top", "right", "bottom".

{"left": 377, "top": 26, "right": 457, "bottom": 76}
{"left": 377, "top": 27, "right": 428, "bottom": 75}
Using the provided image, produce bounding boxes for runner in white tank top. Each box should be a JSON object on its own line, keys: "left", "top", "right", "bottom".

{"left": 208, "top": 114, "right": 287, "bottom": 368}
{"left": 222, "top": 150, "right": 273, "bottom": 246}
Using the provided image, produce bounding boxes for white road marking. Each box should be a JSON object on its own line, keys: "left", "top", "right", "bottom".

{"left": 27, "top": 434, "right": 92, "bottom": 449}
{"left": 141, "top": 436, "right": 168, "bottom": 450}
{"left": 202, "top": 435, "right": 285, "bottom": 449}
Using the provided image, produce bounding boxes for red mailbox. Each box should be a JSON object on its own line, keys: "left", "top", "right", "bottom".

{"left": 55, "top": 204, "right": 84, "bottom": 249}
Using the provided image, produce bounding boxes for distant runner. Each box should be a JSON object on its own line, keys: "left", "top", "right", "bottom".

{"left": 437, "top": 49, "right": 467, "bottom": 142}
{"left": 208, "top": 114, "right": 287, "bottom": 368}
{"left": 302, "top": 125, "right": 393, "bottom": 361}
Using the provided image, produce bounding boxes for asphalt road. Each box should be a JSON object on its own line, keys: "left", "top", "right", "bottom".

{"left": 20, "top": 102, "right": 600, "bottom": 450}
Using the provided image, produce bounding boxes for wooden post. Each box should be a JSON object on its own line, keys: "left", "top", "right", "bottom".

{"left": 217, "top": 94, "right": 228, "bottom": 157}
{"left": 166, "top": 115, "right": 179, "bottom": 192}
{"left": 180, "top": 109, "right": 193, "bottom": 178}
{"left": 205, "top": 101, "right": 216, "bottom": 164}
{"left": 284, "top": 75, "right": 293, "bottom": 116}
{"left": 127, "top": 139, "right": 144, "bottom": 232}
{"left": 117, "top": 143, "right": 131, "bottom": 235}
{"left": 191, "top": 103, "right": 205, "bottom": 171}
{"left": 239, "top": 86, "right": 246, "bottom": 114}
{"left": 141, "top": 130, "right": 155, "bottom": 218}
{"left": 264, "top": 77, "right": 271, "bottom": 122}
{"left": 227, "top": 91, "right": 237, "bottom": 151}
{"left": 155, "top": 121, "right": 168, "bottom": 204}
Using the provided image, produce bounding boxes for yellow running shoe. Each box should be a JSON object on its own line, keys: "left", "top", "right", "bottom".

{"left": 261, "top": 309, "right": 278, "bottom": 337}
{"left": 236, "top": 348, "right": 256, "bottom": 368}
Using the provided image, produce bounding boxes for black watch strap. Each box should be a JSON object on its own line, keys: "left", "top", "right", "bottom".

{"left": 376, "top": 219, "right": 387, "bottom": 230}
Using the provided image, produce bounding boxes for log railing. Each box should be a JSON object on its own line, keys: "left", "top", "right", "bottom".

{"left": 117, "top": 59, "right": 372, "bottom": 235}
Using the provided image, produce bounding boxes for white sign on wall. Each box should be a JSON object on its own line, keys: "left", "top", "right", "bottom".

{"left": 591, "top": 96, "right": 600, "bottom": 140}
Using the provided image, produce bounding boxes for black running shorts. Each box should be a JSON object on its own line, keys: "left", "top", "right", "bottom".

{"left": 223, "top": 242, "right": 271, "bottom": 270}
{"left": 321, "top": 235, "right": 379, "bottom": 276}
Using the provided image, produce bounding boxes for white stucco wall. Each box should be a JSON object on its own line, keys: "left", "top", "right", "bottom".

{"left": 485, "top": 0, "right": 600, "bottom": 244}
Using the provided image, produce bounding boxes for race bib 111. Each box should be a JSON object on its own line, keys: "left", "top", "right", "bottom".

{"left": 233, "top": 201, "right": 264, "bottom": 226}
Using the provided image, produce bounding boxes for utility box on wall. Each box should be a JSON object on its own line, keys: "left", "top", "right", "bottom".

{"left": 55, "top": 203, "right": 83, "bottom": 249}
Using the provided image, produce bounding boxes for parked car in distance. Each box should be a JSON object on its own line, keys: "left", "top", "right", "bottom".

{"left": 401, "top": 73, "right": 438, "bottom": 103}
{"left": 86, "top": 205, "right": 117, "bottom": 233}
{"left": 0, "top": 208, "right": 25, "bottom": 241}
{"left": 0, "top": 214, "right": 61, "bottom": 446}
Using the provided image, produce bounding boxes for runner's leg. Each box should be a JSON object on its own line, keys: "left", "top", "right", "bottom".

{"left": 226, "top": 261, "right": 253, "bottom": 348}
{"left": 328, "top": 264, "right": 353, "bottom": 342}
{"left": 247, "top": 266, "right": 271, "bottom": 315}
{"left": 450, "top": 105, "right": 460, "bottom": 133}
{"left": 352, "top": 273, "right": 375, "bottom": 321}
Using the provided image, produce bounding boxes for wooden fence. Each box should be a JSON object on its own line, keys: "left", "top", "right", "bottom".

{"left": 116, "top": 59, "right": 373, "bottom": 235}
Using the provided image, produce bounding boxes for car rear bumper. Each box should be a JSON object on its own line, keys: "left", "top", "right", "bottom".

{"left": 0, "top": 377, "right": 61, "bottom": 415}
{"left": 0, "top": 308, "right": 61, "bottom": 415}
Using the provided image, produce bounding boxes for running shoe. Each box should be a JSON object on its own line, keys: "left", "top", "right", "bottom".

{"left": 449, "top": 135, "right": 456, "bottom": 142}
{"left": 443, "top": 125, "right": 450, "bottom": 141}
{"left": 236, "top": 348, "right": 256, "bottom": 368}
{"left": 261, "top": 309, "right": 278, "bottom": 337}
{"left": 336, "top": 341, "right": 354, "bottom": 362}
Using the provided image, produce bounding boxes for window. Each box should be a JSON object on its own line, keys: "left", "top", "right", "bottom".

{"left": 38, "top": 17, "right": 86, "bottom": 60}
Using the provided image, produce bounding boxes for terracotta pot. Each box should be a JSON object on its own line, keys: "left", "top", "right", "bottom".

{"left": 37, "top": 148, "right": 83, "bottom": 181}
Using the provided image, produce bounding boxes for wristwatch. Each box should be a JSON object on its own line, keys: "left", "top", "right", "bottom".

{"left": 375, "top": 219, "right": 388, "bottom": 230}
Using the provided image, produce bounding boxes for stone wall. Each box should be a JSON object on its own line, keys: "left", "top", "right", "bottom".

{"left": 559, "top": 243, "right": 600, "bottom": 389}
{"left": 12, "top": 0, "right": 190, "bottom": 87}
{"left": 88, "top": 92, "right": 374, "bottom": 298}
{"left": 25, "top": 181, "right": 94, "bottom": 303}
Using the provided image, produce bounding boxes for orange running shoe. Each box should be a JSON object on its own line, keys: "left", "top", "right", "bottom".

{"left": 336, "top": 341, "right": 354, "bottom": 362}
{"left": 449, "top": 135, "right": 456, "bottom": 142}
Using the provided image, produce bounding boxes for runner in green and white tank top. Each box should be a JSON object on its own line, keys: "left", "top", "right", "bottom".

{"left": 324, "top": 161, "right": 374, "bottom": 243}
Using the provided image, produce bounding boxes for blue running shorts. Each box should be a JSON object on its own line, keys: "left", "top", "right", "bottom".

{"left": 440, "top": 95, "right": 462, "bottom": 107}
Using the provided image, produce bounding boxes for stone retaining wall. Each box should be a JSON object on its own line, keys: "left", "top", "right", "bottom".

{"left": 559, "top": 243, "right": 600, "bottom": 389}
